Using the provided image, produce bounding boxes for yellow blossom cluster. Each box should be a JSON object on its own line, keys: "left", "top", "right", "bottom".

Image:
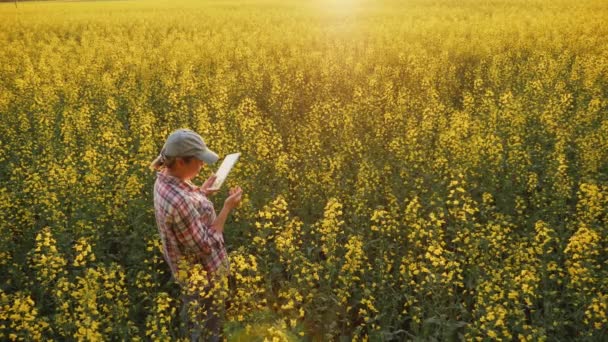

{"left": 564, "top": 223, "right": 602, "bottom": 294}
{"left": 28, "top": 226, "right": 67, "bottom": 288}
{"left": 0, "top": 291, "right": 49, "bottom": 341}
{"left": 584, "top": 293, "right": 607, "bottom": 332}
{"left": 72, "top": 237, "right": 96, "bottom": 268}
{"left": 226, "top": 249, "right": 266, "bottom": 322}
{"left": 315, "top": 197, "right": 344, "bottom": 265}
{"left": 145, "top": 292, "right": 175, "bottom": 341}
{"left": 337, "top": 235, "right": 368, "bottom": 306}
{"left": 135, "top": 238, "right": 166, "bottom": 300}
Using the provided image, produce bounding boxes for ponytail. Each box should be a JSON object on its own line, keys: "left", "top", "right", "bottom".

{"left": 149, "top": 151, "right": 185, "bottom": 172}
{"left": 150, "top": 147, "right": 171, "bottom": 171}
{"left": 149, "top": 153, "right": 165, "bottom": 172}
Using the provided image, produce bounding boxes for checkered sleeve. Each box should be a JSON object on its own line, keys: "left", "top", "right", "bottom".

{"left": 169, "top": 195, "right": 223, "bottom": 256}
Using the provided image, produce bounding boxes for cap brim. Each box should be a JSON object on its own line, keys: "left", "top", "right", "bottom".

{"left": 196, "top": 149, "right": 219, "bottom": 164}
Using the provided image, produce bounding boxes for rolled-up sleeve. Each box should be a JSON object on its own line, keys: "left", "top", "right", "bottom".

{"left": 169, "top": 195, "right": 223, "bottom": 255}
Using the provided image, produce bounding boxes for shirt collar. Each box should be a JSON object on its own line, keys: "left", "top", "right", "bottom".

{"left": 156, "top": 170, "right": 197, "bottom": 191}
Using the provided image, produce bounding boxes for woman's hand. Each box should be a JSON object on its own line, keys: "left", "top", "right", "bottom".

{"left": 212, "top": 186, "right": 243, "bottom": 234}
{"left": 224, "top": 186, "right": 243, "bottom": 210}
{"left": 199, "top": 174, "right": 219, "bottom": 197}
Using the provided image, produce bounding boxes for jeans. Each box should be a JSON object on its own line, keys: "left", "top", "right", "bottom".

{"left": 179, "top": 289, "right": 224, "bottom": 342}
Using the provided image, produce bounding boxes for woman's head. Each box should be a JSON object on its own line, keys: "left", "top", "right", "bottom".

{"left": 149, "top": 128, "right": 219, "bottom": 180}
{"left": 151, "top": 154, "right": 205, "bottom": 180}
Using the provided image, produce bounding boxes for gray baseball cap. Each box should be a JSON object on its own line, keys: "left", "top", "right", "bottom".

{"left": 161, "top": 128, "right": 219, "bottom": 164}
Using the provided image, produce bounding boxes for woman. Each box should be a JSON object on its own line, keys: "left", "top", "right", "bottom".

{"left": 149, "top": 128, "right": 243, "bottom": 341}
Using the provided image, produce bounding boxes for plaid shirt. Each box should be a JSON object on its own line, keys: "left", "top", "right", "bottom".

{"left": 153, "top": 170, "right": 230, "bottom": 285}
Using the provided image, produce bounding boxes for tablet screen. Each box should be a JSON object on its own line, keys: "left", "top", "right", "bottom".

{"left": 209, "top": 152, "right": 240, "bottom": 190}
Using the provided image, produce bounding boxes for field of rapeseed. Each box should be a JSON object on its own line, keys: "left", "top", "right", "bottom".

{"left": 1, "top": 0, "right": 607, "bottom": 340}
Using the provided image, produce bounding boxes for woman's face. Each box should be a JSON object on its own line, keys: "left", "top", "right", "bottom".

{"left": 183, "top": 158, "right": 205, "bottom": 180}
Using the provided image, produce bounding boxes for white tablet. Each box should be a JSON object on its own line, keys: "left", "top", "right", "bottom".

{"left": 208, "top": 152, "right": 241, "bottom": 191}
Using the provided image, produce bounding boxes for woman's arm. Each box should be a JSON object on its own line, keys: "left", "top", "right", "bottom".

{"left": 210, "top": 186, "right": 243, "bottom": 234}
{"left": 210, "top": 205, "right": 231, "bottom": 234}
